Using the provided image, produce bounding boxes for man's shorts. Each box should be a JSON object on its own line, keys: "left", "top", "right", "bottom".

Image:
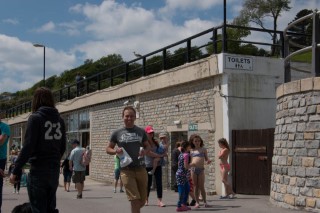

{"left": 120, "top": 166, "right": 147, "bottom": 201}
{"left": 72, "top": 171, "right": 86, "bottom": 183}
{"left": 114, "top": 168, "right": 120, "bottom": 180}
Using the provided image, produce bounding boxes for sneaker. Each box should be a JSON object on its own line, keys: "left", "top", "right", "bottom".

{"left": 228, "top": 194, "right": 237, "bottom": 199}
{"left": 176, "top": 206, "right": 188, "bottom": 212}
{"left": 182, "top": 205, "right": 191, "bottom": 210}
{"left": 190, "top": 200, "right": 196, "bottom": 206}
{"left": 148, "top": 171, "right": 153, "bottom": 175}
{"left": 204, "top": 203, "right": 211, "bottom": 208}
{"left": 12, "top": 190, "right": 16, "bottom": 194}
{"left": 113, "top": 189, "right": 116, "bottom": 193}
{"left": 17, "top": 191, "right": 20, "bottom": 194}
{"left": 119, "top": 189, "right": 124, "bottom": 193}
{"left": 76, "top": 194, "right": 82, "bottom": 199}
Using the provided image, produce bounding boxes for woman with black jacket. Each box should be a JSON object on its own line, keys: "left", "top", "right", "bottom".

{"left": 10, "top": 87, "right": 66, "bottom": 213}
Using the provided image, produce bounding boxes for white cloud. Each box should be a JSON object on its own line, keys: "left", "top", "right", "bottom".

{"left": 69, "top": 1, "right": 220, "bottom": 61}
{"left": 0, "top": 35, "right": 76, "bottom": 92}
{"left": 161, "top": 0, "right": 221, "bottom": 12}
{"left": 2, "top": 18, "right": 19, "bottom": 25}
{"left": 35, "top": 21, "right": 56, "bottom": 33}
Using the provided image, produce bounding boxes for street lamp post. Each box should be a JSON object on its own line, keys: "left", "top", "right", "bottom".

{"left": 33, "top": 44, "right": 46, "bottom": 86}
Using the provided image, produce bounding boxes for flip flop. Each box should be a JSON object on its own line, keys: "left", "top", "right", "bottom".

{"left": 158, "top": 202, "right": 166, "bottom": 207}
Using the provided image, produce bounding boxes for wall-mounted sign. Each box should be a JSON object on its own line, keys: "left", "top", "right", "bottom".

{"left": 188, "top": 123, "right": 198, "bottom": 131}
{"left": 225, "top": 55, "right": 253, "bottom": 71}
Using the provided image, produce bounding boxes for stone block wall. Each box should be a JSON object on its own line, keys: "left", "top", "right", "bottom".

{"left": 271, "top": 77, "right": 320, "bottom": 212}
{"left": 89, "top": 78, "right": 216, "bottom": 193}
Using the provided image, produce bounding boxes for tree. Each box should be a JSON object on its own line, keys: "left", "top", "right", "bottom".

{"left": 288, "top": 9, "right": 313, "bottom": 50}
{"left": 235, "top": 0, "right": 291, "bottom": 56}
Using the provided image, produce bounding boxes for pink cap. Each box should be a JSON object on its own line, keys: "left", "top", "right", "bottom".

{"left": 145, "top": 125, "right": 154, "bottom": 134}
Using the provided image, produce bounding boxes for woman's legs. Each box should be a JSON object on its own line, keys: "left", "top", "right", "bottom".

{"left": 146, "top": 167, "right": 153, "bottom": 205}
{"left": 191, "top": 171, "right": 200, "bottom": 206}
{"left": 197, "top": 171, "right": 207, "bottom": 204}
{"left": 221, "top": 167, "right": 235, "bottom": 196}
{"left": 154, "top": 166, "right": 165, "bottom": 206}
{"left": 66, "top": 181, "right": 70, "bottom": 192}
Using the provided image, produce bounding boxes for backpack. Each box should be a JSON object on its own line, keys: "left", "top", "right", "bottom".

{"left": 81, "top": 149, "right": 91, "bottom": 166}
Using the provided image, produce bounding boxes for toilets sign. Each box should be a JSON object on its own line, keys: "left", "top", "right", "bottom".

{"left": 225, "top": 55, "right": 253, "bottom": 71}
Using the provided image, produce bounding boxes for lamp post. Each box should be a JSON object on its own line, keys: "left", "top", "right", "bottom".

{"left": 33, "top": 44, "right": 46, "bottom": 86}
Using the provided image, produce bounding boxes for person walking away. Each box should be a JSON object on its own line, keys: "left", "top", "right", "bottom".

{"left": 0, "top": 119, "right": 10, "bottom": 213}
{"left": 113, "top": 155, "right": 124, "bottom": 193}
{"left": 144, "top": 126, "right": 166, "bottom": 207}
{"left": 10, "top": 87, "right": 66, "bottom": 213}
{"left": 189, "top": 134, "right": 212, "bottom": 208}
{"left": 8, "top": 162, "right": 22, "bottom": 194}
{"left": 218, "top": 138, "right": 236, "bottom": 199}
{"left": 106, "top": 106, "right": 150, "bottom": 213}
{"left": 69, "top": 139, "right": 86, "bottom": 199}
{"left": 60, "top": 152, "right": 72, "bottom": 192}
{"left": 176, "top": 140, "right": 192, "bottom": 212}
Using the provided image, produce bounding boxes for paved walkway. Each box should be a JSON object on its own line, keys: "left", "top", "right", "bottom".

{"left": 2, "top": 175, "right": 306, "bottom": 213}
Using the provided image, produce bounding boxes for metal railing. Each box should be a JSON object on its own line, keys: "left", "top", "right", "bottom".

{"left": 4, "top": 24, "right": 297, "bottom": 118}
{"left": 283, "top": 10, "right": 320, "bottom": 82}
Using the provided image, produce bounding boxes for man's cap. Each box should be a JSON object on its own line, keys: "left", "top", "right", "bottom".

{"left": 159, "top": 132, "right": 168, "bottom": 138}
{"left": 145, "top": 125, "right": 154, "bottom": 134}
{"left": 71, "top": 139, "right": 80, "bottom": 145}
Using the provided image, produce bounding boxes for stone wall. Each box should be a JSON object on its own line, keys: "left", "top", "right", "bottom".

{"left": 89, "top": 78, "right": 216, "bottom": 193}
{"left": 271, "top": 77, "right": 320, "bottom": 212}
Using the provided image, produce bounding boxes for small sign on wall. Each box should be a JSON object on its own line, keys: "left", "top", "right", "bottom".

{"left": 225, "top": 55, "right": 253, "bottom": 71}
{"left": 189, "top": 123, "right": 198, "bottom": 131}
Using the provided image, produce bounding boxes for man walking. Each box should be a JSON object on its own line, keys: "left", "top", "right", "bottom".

{"left": 69, "top": 139, "right": 86, "bottom": 199}
{"left": 106, "top": 106, "right": 150, "bottom": 213}
{"left": 0, "top": 119, "right": 10, "bottom": 213}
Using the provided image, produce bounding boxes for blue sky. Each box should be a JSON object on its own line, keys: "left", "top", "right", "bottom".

{"left": 0, "top": 0, "right": 319, "bottom": 93}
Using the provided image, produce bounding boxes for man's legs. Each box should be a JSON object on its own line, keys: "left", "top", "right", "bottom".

{"left": 131, "top": 200, "right": 144, "bottom": 213}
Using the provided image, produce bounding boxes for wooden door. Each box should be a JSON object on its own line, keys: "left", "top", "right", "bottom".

{"left": 232, "top": 128, "right": 274, "bottom": 195}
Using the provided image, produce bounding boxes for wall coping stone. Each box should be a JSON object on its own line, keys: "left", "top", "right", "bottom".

{"left": 277, "top": 77, "right": 319, "bottom": 99}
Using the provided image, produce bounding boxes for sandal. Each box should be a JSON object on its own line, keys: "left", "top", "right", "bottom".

{"left": 204, "top": 203, "right": 211, "bottom": 208}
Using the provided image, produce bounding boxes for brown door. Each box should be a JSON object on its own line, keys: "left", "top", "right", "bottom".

{"left": 232, "top": 128, "right": 274, "bottom": 195}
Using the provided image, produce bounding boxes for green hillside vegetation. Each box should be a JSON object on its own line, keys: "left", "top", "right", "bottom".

{"left": 291, "top": 51, "right": 312, "bottom": 63}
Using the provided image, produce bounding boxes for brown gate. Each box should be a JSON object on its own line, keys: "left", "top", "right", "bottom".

{"left": 232, "top": 128, "right": 274, "bottom": 195}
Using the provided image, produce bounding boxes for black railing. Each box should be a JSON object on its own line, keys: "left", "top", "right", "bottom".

{"left": 5, "top": 24, "right": 295, "bottom": 118}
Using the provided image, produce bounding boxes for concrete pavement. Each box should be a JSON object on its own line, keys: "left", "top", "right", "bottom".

{"left": 2, "top": 175, "right": 306, "bottom": 213}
